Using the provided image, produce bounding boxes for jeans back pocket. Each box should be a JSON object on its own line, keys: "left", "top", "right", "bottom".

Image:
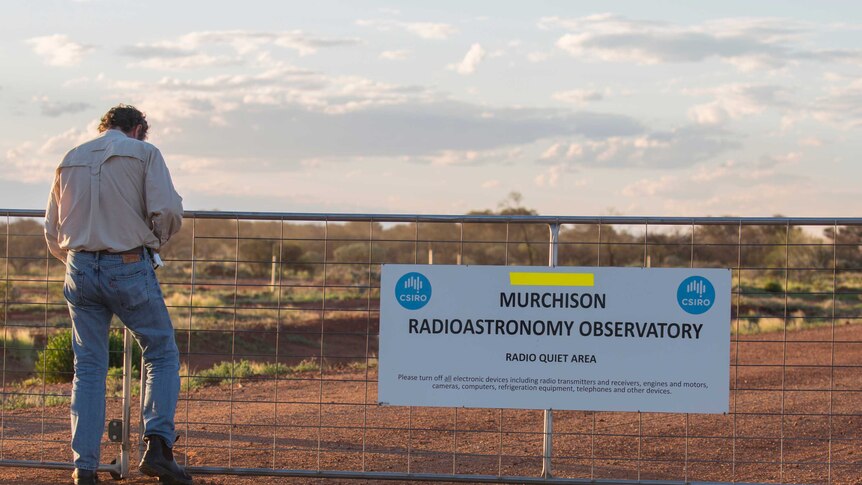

{"left": 110, "top": 267, "right": 151, "bottom": 311}
{"left": 63, "top": 269, "right": 85, "bottom": 306}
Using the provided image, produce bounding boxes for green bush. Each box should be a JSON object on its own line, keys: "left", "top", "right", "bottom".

{"left": 0, "top": 281, "right": 18, "bottom": 314}
{"left": 37, "top": 330, "right": 73, "bottom": 383}
{"left": 185, "top": 359, "right": 293, "bottom": 390}
{"left": 763, "top": 280, "right": 784, "bottom": 293}
{"left": 107, "top": 330, "right": 142, "bottom": 372}
{"left": 36, "top": 329, "right": 142, "bottom": 383}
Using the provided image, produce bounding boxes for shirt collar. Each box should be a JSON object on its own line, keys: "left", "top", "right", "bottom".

{"left": 100, "top": 129, "right": 128, "bottom": 139}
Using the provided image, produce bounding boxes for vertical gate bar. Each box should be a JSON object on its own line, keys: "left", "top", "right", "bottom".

{"left": 414, "top": 218, "right": 420, "bottom": 264}
{"left": 1, "top": 215, "right": 9, "bottom": 459}
{"left": 732, "top": 221, "right": 742, "bottom": 481}
{"left": 690, "top": 220, "right": 695, "bottom": 267}
{"left": 272, "top": 217, "right": 285, "bottom": 469}
{"left": 119, "top": 328, "right": 132, "bottom": 477}
{"left": 780, "top": 223, "right": 790, "bottom": 482}
{"left": 591, "top": 413, "right": 596, "bottom": 479}
{"left": 362, "top": 219, "right": 373, "bottom": 472}
{"left": 597, "top": 220, "right": 602, "bottom": 266}
{"left": 39, "top": 232, "right": 49, "bottom": 463}
{"left": 498, "top": 408, "right": 503, "bottom": 476}
{"left": 138, "top": 356, "right": 147, "bottom": 460}
{"left": 541, "top": 223, "right": 560, "bottom": 479}
{"left": 317, "top": 221, "right": 329, "bottom": 471}
{"left": 407, "top": 219, "right": 418, "bottom": 475}
{"left": 505, "top": 222, "right": 510, "bottom": 265}
{"left": 684, "top": 413, "right": 689, "bottom": 482}
{"left": 180, "top": 216, "right": 197, "bottom": 464}
{"left": 459, "top": 221, "right": 464, "bottom": 266}
{"left": 639, "top": 222, "right": 649, "bottom": 484}
{"left": 228, "top": 218, "right": 240, "bottom": 468}
{"left": 549, "top": 222, "right": 560, "bottom": 268}
{"left": 687, "top": 222, "right": 694, "bottom": 480}
{"left": 644, "top": 221, "right": 649, "bottom": 268}
{"left": 501, "top": 222, "right": 509, "bottom": 477}
{"left": 592, "top": 220, "right": 601, "bottom": 480}
{"left": 452, "top": 408, "right": 457, "bottom": 474}
{"left": 637, "top": 412, "right": 642, "bottom": 481}
{"left": 829, "top": 221, "right": 837, "bottom": 484}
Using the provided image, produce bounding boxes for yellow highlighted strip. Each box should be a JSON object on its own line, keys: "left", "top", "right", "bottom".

{"left": 509, "top": 272, "right": 594, "bottom": 287}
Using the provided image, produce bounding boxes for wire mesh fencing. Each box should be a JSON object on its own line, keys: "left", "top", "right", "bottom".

{"left": 1, "top": 210, "right": 861, "bottom": 484}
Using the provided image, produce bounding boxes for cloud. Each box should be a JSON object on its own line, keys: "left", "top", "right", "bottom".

{"left": 63, "top": 73, "right": 106, "bottom": 87}
{"left": 798, "top": 137, "right": 823, "bottom": 147}
{"left": 621, "top": 175, "right": 678, "bottom": 197}
{"left": 36, "top": 97, "right": 92, "bottom": 117}
{"left": 379, "top": 49, "right": 410, "bottom": 60}
{"left": 2, "top": 126, "right": 93, "bottom": 183}
{"left": 357, "top": 19, "right": 457, "bottom": 40}
{"left": 126, "top": 65, "right": 433, "bottom": 120}
{"left": 448, "top": 44, "right": 486, "bottom": 74}
{"left": 684, "top": 79, "right": 862, "bottom": 130}
{"left": 617, "top": 154, "right": 810, "bottom": 217}
{"left": 534, "top": 164, "right": 565, "bottom": 188}
{"left": 406, "top": 22, "right": 458, "bottom": 40}
{"left": 118, "top": 30, "right": 361, "bottom": 69}
{"left": 685, "top": 84, "right": 793, "bottom": 125}
{"left": 541, "top": 14, "right": 862, "bottom": 71}
{"left": 527, "top": 51, "right": 552, "bottom": 62}
{"left": 811, "top": 78, "right": 862, "bottom": 127}
{"left": 539, "top": 125, "right": 739, "bottom": 169}
{"left": 552, "top": 89, "right": 605, "bottom": 105}
{"left": 26, "top": 34, "right": 95, "bottom": 66}
{"left": 152, "top": 101, "right": 643, "bottom": 166}
{"left": 424, "top": 146, "right": 526, "bottom": 167}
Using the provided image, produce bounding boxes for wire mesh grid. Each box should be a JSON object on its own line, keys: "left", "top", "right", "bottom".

{"left": 1, "top": 210, "right": 861, "bottom": 484}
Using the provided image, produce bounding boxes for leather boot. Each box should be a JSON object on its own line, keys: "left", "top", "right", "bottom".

{"left": 138, "top": 435, "right": 193, "bottom": 485}
{"left": 72, "top": 468, "right": 99, "bottom": 485}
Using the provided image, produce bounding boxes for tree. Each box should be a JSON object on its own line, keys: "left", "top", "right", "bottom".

{"left": 5, "top": 220, "right": 47, "bottom": 274}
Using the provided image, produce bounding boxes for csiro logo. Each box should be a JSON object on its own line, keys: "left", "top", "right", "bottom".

{"left": 395, "top": 272, "right": 432, "bottom": 310}
{"left": 677, "top": 276, "right": 715, "bottom": 315}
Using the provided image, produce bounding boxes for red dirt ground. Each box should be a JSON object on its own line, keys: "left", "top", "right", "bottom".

{"left": 0, "top": 323, "right": 860, "bottom": 485}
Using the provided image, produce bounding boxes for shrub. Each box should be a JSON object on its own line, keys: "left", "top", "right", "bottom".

{"left": 37, "top": 330, "right": 74, "bottom": 383}
{"left": 107, "top": 330, "right": 142, "bottom": 373}
{"left": 36, "top": 329, "right": 142, "bottom": 383}
{"left": 184, "top": 359, "right": 294, "bottom": 390}
{"left": 763, "top": 280, "right": 783, "bottom": 293}
{"left": 0, "top": 328, "right": 36, "bottom": 369}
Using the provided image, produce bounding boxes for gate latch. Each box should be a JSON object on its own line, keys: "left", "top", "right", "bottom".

{"left": 108, "top": 420, "right": 123, "bottom": 442}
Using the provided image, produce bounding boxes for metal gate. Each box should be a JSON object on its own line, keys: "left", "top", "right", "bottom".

{"left": 1, "top": 209, "right": 860, "bottom": 484}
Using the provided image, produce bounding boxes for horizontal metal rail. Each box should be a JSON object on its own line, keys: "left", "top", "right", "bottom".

{"left": 185, "top": 466, "right": 775, "bottom": 485}
{"left": 4, "top": 208, "right": 862, "bottom": 226}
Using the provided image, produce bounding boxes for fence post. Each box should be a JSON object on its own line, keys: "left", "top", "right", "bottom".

{"left": 138, "top": 357, "right": 148, "bottom": 461}
{"left": 541, "top": 223, "right": 560, "bottom": 478}
{"left": 119, "top": 329, "right": 133, "bottom": 477}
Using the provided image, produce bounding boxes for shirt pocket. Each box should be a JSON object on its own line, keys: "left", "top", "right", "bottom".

{"left": 110, "top": 265, "right": 151, "bottom": 311}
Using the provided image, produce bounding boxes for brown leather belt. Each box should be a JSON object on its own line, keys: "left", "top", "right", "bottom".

{"left": 79, "top": 246, "right": 144, "bottom": 256}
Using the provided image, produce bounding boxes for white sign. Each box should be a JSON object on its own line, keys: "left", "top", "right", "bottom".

{"left": 378, "top": 265, "right": 730, "bottom": 413}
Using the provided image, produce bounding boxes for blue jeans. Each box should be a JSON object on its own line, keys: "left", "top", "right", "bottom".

{"left": 63, "top": 249, "right": 180, "bottom": 471}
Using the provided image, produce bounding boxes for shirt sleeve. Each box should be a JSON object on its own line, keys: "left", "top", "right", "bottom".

{"left": 145, "top": 148, "right": 183, "bottom": 248}
{"left": 43, "top": 173, "right": 67, "bottom": 262}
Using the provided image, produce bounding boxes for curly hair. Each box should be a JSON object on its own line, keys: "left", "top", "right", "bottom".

{"left": 98, "top": 104, "right": 149, "bottom": 139}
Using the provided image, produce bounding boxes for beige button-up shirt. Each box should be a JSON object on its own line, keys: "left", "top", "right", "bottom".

{"left": 44, "top": 129, "right": 183, "bottom": 262}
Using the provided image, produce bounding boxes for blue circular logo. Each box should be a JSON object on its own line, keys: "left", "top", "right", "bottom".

{"left": 677, "top": 276, "right": 715, "bottom": 315}
{"left": 395, "top": 272, "right": 432, "bottom": 310}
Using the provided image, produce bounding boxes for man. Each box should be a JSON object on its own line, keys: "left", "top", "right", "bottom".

{"left": 44, "top": 105, "right": 192, "bottom": 485}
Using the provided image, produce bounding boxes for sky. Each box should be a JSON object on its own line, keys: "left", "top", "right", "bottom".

{"left": 1, "top": 0, "right": 861, "bottom": 217}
